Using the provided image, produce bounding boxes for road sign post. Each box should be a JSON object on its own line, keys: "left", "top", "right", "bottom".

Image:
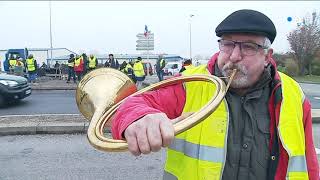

{"left": 136, "top": 33, "right": 154, "bottom": 51}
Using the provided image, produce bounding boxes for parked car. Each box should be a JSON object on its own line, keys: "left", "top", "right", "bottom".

{"left": 163, "top": 61, "right": 182, "bottom": 76}
{"left": 0, "top": 73, "right": 31, "bottom": 107}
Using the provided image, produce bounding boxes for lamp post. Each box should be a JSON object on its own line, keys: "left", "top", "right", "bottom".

{"left": 189, "top": 14, "right": 194, "bottom": 60}
{"left": 49, "top": 1, "right": 53, "bottom": 67}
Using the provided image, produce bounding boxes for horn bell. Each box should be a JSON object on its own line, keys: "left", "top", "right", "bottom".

{"left": 76, "top": 68, "right": 236, "bottom": 152}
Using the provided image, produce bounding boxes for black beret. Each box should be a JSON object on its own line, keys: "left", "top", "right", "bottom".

{"left": 215, "top": 9, "right": 277, "bottom": 43}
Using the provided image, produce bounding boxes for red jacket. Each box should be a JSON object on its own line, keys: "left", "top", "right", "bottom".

{"left": 111, "top": 52, "right": 319, "bottom": 179}
{"left": 74, "top": 58, "right": 84, "bottom": 72}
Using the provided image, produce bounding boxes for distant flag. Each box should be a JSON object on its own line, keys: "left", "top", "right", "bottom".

{"left": 144, "top": 25, "right": 149, "bottom": 37}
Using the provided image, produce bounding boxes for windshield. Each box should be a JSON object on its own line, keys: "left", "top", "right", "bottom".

{"left": 165, "top": 63, "right": 178, "bottom": 69}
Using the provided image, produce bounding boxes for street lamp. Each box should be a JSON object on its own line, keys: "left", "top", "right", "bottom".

{"left": 49, "top": 1, "right": 53, "bottom": 67}
{"left": 189, "top": 14, "right": 194, "bottom": 60}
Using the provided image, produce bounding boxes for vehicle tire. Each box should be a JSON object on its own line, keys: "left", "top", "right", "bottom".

{"left": 168, "top": 72, "right": 172, "bottom": 76}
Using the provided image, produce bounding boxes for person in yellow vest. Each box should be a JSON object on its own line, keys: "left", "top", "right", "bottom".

{"left": 156, "top": 55, "right": 166, "bottom": 81}
{"left": 133, "top": 57, "right": 145, "bottom": 90}
{"left": 14, "top": 58, "right": 24, "bottom": 76}
{"left": 88, "top": 54, "right": 98, "bottom": 71}
{"left": 111, "top": 9, "right": 319, "bottom": 179}
{"left": 9, "top": 56, "right": 17, "bottom": 74}
{"left": 26, "top": 54, "right": 38, "bottom": 83}
{"left": 119, "top": 61, "right": 127, "bottom": 73}
{"left": 74, "top": 55, "right": 84, "bottom": 81}
{"left": 125, "top": 61, "right": 135, "bottom": 82}
{"left": 179, "top": 59, "right": 194, "bottom": 73}
{"left": 66, "top": 54, "right": 76, "bottom": 83}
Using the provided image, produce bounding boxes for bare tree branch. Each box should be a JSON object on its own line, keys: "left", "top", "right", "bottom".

{"left": 287, "top": 11, "right": 320, "bottom": 75}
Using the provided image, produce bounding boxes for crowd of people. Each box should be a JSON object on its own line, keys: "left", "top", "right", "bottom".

{"left": 8, "top": 51, "right": 185, "bottom": 87}
{"left": 8, "top": 54, "right": 38, "bottom": 83}
{"left": 64, "top": 53, "right": 156, "bottom": 90}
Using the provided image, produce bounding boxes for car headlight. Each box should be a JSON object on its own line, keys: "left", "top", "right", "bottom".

{"left": 0, "top": 80, "right": 19, "bottom": 87}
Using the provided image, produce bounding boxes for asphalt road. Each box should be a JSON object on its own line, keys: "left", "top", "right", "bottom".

{"left": 0, "top": 83, "right": 320, "bottom": 116}
{"left": 0, "top": 90, "right": 80, "bottom": 116}
{"left": 0, "top": 133, "right": 318, "bottom": 180}
{"left": 300, "top": 83, "right": 320, "bottom": 109}
{"left": 0, "top": 134, "right": 165, "bottom": 180}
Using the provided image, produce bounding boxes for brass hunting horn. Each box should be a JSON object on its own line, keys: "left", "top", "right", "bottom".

{"left": 76, "top": 68, "right": 236, "bottom": 152}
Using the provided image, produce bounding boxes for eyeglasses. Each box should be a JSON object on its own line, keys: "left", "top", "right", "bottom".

{"left": 218, "top": 39, "right": 268, "bottom": 56}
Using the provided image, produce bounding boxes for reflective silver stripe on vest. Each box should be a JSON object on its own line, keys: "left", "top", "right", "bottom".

{"left": 169, "top": 138, "right": 224, "bottom": 163}
{"left": 287, "top": 156, "right": 308, "bottom": 173}
{"left": 163, "top": 170, "right": 178, "bottom": 180}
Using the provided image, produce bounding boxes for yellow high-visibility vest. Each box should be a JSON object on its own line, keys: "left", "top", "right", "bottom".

{"left": 185, "top": 64, "right": 194, "bottom": 70}
{"left": 133, "top": 61, "right": 145, "bottom": 77}
{"left": 74, "top": 57, "right": 82, "bottom": 67}
{"left": 9, "top": 59, "right": 17, "bottom": 67}
{"left": 125, "top": 63, "right": 133, "bottom": 75}
{"left": 160, "top": 59, "right": 165, "bottom": 67}
{"left": 89, "top": 56, "right": 97, "bottom": 68}
{"left": 68, "top": 61, "right": 74, "bottom": 67}
{"left": 26, "top": 58, "right": 35, "bottom": 71}
{"left": 164, "top": 65, "right": 308, "bottom": 180}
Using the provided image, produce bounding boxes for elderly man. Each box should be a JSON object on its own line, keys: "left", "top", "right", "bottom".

{"left": 111, "top": 9, "right": 319, "bottom": 179}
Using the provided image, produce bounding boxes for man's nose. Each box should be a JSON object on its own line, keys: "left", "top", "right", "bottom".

{"left": 229, "top": 44, "right": 242, "bottom": 63}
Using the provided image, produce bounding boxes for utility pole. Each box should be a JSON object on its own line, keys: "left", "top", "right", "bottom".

{"left": 189, "top": 14, "right": 194, "bottom": 60}
{"left": 49, "top": 1, "right": 53, "bottom": 67}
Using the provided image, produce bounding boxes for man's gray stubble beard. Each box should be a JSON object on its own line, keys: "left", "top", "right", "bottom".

{"left": 221, "top": 62, "right": 249, "bottom": 88}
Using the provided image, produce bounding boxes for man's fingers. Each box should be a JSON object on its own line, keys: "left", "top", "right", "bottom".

{"left": 147, "top": 120, "right": 162, "bottom": 152}
{"left": 136, "top": 123, "right": 151, "bottom": 154}
{"left": 124, "top": 129, "right": 141, "bottom": 156}
{"left": 160, "top": 119, "right": 175, "bottom": 147}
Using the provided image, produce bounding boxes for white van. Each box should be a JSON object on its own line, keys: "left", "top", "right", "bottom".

{"left": 163, "top": 61, "right": 182, "bottom": 76}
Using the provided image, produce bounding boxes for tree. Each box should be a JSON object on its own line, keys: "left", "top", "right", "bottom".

{"left": 287, "top": 12, "right": 320, "bottom": 75}
{"left": 272, "top": 53, "right": 287, "bottom": 67}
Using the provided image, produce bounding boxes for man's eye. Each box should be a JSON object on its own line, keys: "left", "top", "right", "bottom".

{"left": 242, "top": 43, "right": 257, "bottom": 50}
{"left": 222, "top": 42, "right": 234, "bottom": 47}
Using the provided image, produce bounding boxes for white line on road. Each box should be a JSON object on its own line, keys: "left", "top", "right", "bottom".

{"left": 0, "top": 113, "right": 81, "bottom": 118}
{"left": 314, "top": 97, "right": 320, "bottom": 100}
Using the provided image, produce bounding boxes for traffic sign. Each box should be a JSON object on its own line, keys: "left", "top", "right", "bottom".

{"left": 136, "top": 41, "right": 154, "bottom": 46}
{"left": 136, "top": 47, "right": 154, "bottom": 50}
{"left": 136, "top": 39, "right": 154, "bottom": 43}
{"left": 136, "top": 44, "right": 154, "bottom": 48}
{"left": 137, "top": 37, "right": 154, "bottom": 41}
{"left": 136, "top": 33, "right": 154, "bottom": 38}
{"left": 136, "top": 32, "right": 154, "bottom": 51}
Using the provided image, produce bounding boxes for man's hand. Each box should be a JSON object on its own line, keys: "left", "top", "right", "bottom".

{"left": 124, "top": 113, "right": 174, "bottom": 156}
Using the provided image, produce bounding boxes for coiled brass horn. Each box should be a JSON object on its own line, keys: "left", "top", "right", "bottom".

{"left": 76, "top": 68, "right": 236, "bottom": 152}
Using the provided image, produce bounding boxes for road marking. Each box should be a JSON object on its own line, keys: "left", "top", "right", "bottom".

{"left": 0, "top": 113, "right": 81, "bottom": 118}
{"left": 314, "top": 97, "right": 320, "bottom": 100}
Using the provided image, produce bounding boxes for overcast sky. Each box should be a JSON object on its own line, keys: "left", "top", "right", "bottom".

{"left": 0, "top": 1, "right": 319, "bottom": 58}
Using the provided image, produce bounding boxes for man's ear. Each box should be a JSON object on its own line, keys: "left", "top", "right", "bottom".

{"left": 264, "top": 48, "right": 273, "bottom": 66}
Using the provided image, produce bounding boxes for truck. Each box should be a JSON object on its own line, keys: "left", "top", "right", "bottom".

{"left": 3, "top": 48, "right": 29, "bottom": 72}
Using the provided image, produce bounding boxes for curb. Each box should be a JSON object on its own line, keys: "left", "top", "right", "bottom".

{"left": 31, "top": 87, "right": 76, "bottom": 90}
{"left": 0, "top": 122, "right": 88, "bottom": 136}
{"left": 0, "top": 117, "right": 319, "bottom": 136}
